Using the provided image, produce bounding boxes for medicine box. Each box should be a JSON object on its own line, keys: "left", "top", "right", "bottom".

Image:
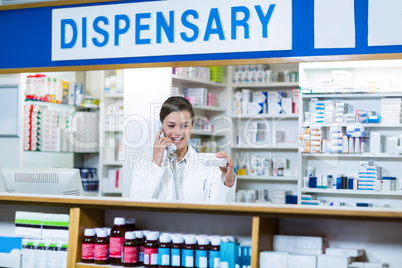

{"left": 259, "top": 251, "right": 288, "bottom": 268}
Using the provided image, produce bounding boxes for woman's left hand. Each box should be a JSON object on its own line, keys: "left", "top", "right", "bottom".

{"left": 216, "top": 151, "right": 235, "bottom": 188}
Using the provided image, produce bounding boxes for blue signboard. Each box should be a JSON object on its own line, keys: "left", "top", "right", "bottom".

{"left": 1, "top": 0, "right": 402, "bottom": 70}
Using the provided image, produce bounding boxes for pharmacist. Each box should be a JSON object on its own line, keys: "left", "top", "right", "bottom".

{"left": 130, "top": 97, "right": 236, "bottom": 202}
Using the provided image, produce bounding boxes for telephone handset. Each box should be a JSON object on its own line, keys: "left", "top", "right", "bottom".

{"left": 158, "top": 122, "right": 177, "bottom": 154}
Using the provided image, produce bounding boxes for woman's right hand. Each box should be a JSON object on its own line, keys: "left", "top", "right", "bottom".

{"left": 152, "top": 129, "right": 173, "bottom": 166}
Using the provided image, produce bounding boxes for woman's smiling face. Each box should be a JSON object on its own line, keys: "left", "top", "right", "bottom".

{"left": 162, "top": 111, "right": 193, "bottom": 150}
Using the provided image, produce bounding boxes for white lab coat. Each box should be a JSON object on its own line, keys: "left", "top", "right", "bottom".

{"left": 130, "top": 146, "right": 236, "bottom": 202}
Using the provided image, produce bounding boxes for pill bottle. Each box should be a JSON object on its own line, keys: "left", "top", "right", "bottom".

{"left": 110, "top": 217, "right": 127, "bottom": 265}
{"left": 208, "top": 237, "right": 221, "bottom": 268}
{"left": 122, "top": 231, "right": 137, "bottom": 267}
{"left": 195, "top": 237, "right": 209, "bottom": 268}
{"left": 158, "top": 234, "right": 171, "bottom": 268}
{"left": 135, "top": 231, "right": 145, "bottom": 266}
{"left": 81, "top": 229, "right": 95, "bottom": 263}
{"left": 182, "top": 235, "right": 196, "bottom": 268}
{"left": 95, "top": 230, "right": 109, "bottom": 265}
{"left": 125, "top": 218, "right": 138, "bottom": 232}
{"left": 144, "top": 231, "right": 159, "bottom": 268}
{"left": 171, "top": 235, "right": 183, "bottom": 267}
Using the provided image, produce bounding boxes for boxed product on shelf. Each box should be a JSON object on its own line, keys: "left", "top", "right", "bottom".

{"left": 273, "top": 235, "right": 327, "bottom": 254}
{"left": 15, "top": 212, "right": 43, "bottom": 239}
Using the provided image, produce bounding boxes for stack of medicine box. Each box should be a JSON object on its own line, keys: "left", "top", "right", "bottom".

{"left": 310, "top": 98, "right": 324, "bottom": 123}
{"left": 358, "top": 162, "right": 381, "bottom": 191}
{"left": 301, "top": 128, "right": 311, "bottom": 152}
{"left": 268, "top": 91, "right": 284, "bottom": 114}
{"left": 301, "top": 194, "right": 321, "bottom": 206}
{"left": 310, "top": 127, "right": 322, "bottom": 153}
{"left": 270, "top": 190, "right": 291, "bottom": 204}
{"left": 219, "top": 242, "right": 251, "bottom": 268}
{"left": 23, "top": 104, "right": 40, "bottom": 151}
{"left": 331, "top": 70, "right": 354, "bottom": 93}
{"left": 330, "top": 127, "right": 344, "bottom": 154}
{"left": 183, "top": 88, "right": 208, "bottom": 106}
{"left": 38, "top": 108, "right": 60, "bottom": 152}
{"left": 381, "top": 98, "right": 401, "bottom": 124}
{"left": 250, "top": 91, "right": 267, "bottom": 114}
{"left": 346, "top": 126, "right": 368, "bottom": 154}
{"left": 72, "top": 111, "right": 99, "bottom": 153}
{"left": 334, "top": 102, "right": 345, "bottom": 123}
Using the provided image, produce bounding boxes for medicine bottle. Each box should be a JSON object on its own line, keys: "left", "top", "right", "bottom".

{"left": 122, "top": 231, "right": 138, "bottom": 267}
{"left": 95, "top": 230, "right": 109, "bottom": 265}
{"left": 182, "top": 235, "right": 196, "bottom": 268}
{"left": 110, "top": 217, "right": 127, "bottom": 265}
{"left": 134, "top": 231, "right": 145, "bottom": 266}
{"left": 195, "top": 237, "right": 209, "bottom": 268}
{"left": 158, "top": 234, "right": 171, "bottom": 268}
{"left": 171, "top": 235, "right": 183, "bottom": 267}
{"left": 208, "top": 237, "right": 221, "bottom": 268}
{"left": 125, "top": 218, "right": 139, "bottom": 232}
{"left": 144, "top": 231, "right": 159, "bottom": 268}
{"left": 81, "top": 229, "right": 95, "bottom": 263}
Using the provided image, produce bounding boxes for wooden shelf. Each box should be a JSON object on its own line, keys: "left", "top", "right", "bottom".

{"left": 232, "top": 82, "right": 298, "bottom": 88}
{"left": 172, "top": 74, "right": 227, "bottom": 88}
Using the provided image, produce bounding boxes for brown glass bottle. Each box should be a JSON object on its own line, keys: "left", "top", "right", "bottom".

{"left": 171, "top": 235, "right": 183, "bottom": 268}
{"left": 110, "top": 217, "right": 127, "bottom": 266}
{"left": 144, "top": 232, "right": 159, "bottom": 268}
{"left": 95, "top": 230, "right": 109, "bottom": 265}
{"left": 182, "top": 236, "right": 196, "bottom": 268}
{"left": 134, "top": 231, "right": 145, "bottom": 266}
{"left": 81, "top": 229, "right": 95, "bottom": 263}
{"left": 158, "top": 234, "right": 171, "bottom": 268}
{"left": 122, "top": 232, "right": 138, "bottom": 267}
{"left": 125, "top": 218, "right": 139, "bottom": 232}
{"left": 195, "top": 237, "right": 209, "bottom": 268}
{"left": 208, "top": 237, "right": 221, "bottom": 268}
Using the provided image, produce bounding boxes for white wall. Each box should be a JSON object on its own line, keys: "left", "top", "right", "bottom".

{"left": 122, "top": 67, "right": 172, "bottom": 197}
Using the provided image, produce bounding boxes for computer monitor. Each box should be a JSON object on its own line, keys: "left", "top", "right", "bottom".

{"left": 1, "top": 168, "right": 83, "bottom": 196}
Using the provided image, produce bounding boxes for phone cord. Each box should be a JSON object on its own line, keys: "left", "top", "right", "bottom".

{"left": 171, "top": 153, "right": 180, "bottom": 200}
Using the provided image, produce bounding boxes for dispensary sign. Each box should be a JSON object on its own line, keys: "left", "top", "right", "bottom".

{"left": 51, "top": 0, "right": 292, "bottom": 61}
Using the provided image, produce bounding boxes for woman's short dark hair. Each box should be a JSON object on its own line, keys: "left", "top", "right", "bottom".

{"left": 160, "top": 96, "right": 195, "bottom": 123}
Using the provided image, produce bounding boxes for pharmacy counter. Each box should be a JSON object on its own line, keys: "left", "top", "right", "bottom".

{"left": 0, "top": 193, "right": 401, "bottom": 268}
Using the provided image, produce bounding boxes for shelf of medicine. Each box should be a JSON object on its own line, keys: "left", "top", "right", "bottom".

{"left": 231, "top": 145, "right": 298, "bottom": 150}
{"left": 191, "top": 130, "right": 226, "bottom": 137}
{"left": 302, "top": 153, "right": 402, "bottom": 159}
{"left": 232, "top": 82, "right": 299, "bottom": 88}
{"left": 102, "top": 161, "right": 123, "bottom": 166}
{"left": 172, "top": 74, "right": 227, "bottom": 88}
{"left": 237, "top": 175, "right": 298, "bottom": 182}
{"left": 231, "top": 114, "right": 299, "bottom": 119}
{"left": 192, "top": 105, "right": 226, "bottom": 112}
{"left": 301, "top": 92, "right": 402, "bottom": 99}
{"left": 302, "top": 122, "right": 402, "bottom": 128}
{"left": 103, "top": 93, "right": 124, "bottom": 98}
{"left": 302, "top": 188, "right": 402, "bottom": 196}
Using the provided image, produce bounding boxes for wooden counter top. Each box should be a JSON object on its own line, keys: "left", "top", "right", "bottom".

{"left": 1, "top": 193, "right": 401, "bottom": 221}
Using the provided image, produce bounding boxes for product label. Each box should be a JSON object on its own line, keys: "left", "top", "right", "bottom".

{"left": 195, "top": 250, "right": 208, "bottom": 268}
{"left": 123, "top": 246, "right": 138, "bottom": 264}
{"left": 109, "top": 237, "right": 124, "bottom": 258}
{"left": 182, "top": 249, "right": 194, "bottom": 267}
{"left": 208, "top": 250, "right": 220, "bottom": 268}
{"left": 94, "top": 244, "right": 108, "bottom": 260}
{"left": 144, "top": 247, "right": 158, "bottom": 265}
{"left": 158, "top": 248, "right": 170, "bottom": 266}
{"left": 139, "top": 245, "right": 144, "bottom": 262}
{"left": 81, "top": 243, "right": 94, "bottom": 260}
{"left": 171, "top": 248, "right": 181, "bottom": 267}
